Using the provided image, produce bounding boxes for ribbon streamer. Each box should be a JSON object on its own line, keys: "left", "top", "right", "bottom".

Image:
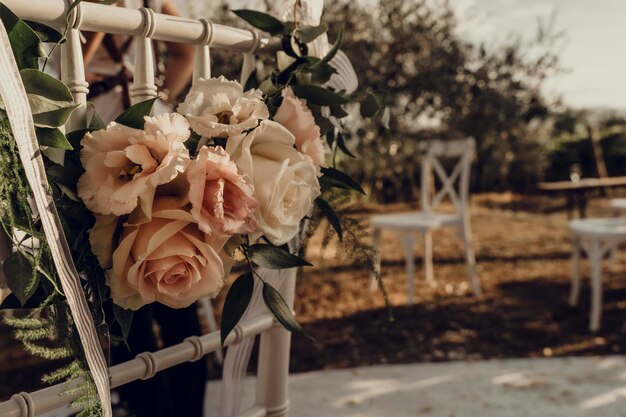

{"left": 0, "top": 19, "right": 112, "bottom": 417}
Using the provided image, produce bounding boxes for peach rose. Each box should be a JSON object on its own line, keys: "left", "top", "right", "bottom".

{"left": 104, "top": 197, "right": 228, "bottom": 310}
{"left": 187, "top": 146, "right": 259, "bottom": 235}
{"left": 77, "top": 113, "right": 190, "bottom": 218}
{"left": 226, "top": 120, "right": 320, "bottom": 246}
{"left": 177, "top": 76, "right": 269, "bottom": 138}
{"left": 273, "top": 87, "right": 328, "bottom": 174}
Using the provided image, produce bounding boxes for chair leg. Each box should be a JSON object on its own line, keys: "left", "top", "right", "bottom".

{"left": 460, "top": 224, "right": 482, "bottom": 296}
{"left": 422, "top": 230, "right": 435, "bottom": 288}
{"left": 369, "top": 227, "right": 381, "bottom": 291}
{"left": 405, "top": 234, "right": 416, "bottom": 304}
{"left": 589, "top": 239, "right": 603, "bottom": 332}
{"left": 255, "top": 269, "right": 296, "bottom": 417}
{"left": 609, "top": 210, "right": 620, "bottom": 271}
{"left": 569, "top": 237, "right": 582, "bottom": 306}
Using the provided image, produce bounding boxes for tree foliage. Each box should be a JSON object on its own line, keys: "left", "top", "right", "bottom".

{"left": 214, "top": 0, "right": 562, "bottom": 198}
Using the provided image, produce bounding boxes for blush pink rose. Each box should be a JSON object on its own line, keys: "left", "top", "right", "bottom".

{"left": 273, "top": 87, "right": 329, "bottom": 174}
{"left": 107, "top": 197, "right": 228, "bottom": 310}
{"left": 187, "top": 146, "right": 259, "bottom": 235}
{"left": 77, "top": 113, "right": 190, "bottom": 218}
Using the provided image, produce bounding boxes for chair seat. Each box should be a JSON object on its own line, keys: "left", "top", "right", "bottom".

{"left": 610, "top": 198, "right": 626, "bottom": 211}
{"left": 569, "top": 218, "right": 626, "bottom": 239}
{"left": 371, "top": 211, "right": 461, "bottom": 230}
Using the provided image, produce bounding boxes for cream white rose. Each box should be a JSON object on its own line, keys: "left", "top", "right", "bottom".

{"left": 177, "top": 76, "right": 269, "bottom": 138}
{"left": 226, "top": 120, "right": 321, "bottom": 245}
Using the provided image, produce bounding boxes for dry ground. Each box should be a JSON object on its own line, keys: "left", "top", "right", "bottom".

{"left": 3, "top": 193, "right": 626, "bottom": 399}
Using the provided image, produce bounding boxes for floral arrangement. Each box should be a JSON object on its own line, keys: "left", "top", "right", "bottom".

{"left": 0, "top": 3, "right": 386, "bottom": 415}
{"left": 79, "top": 79, "right": 329, "bottom": 339}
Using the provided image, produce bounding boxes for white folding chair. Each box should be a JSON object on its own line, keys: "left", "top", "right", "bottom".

{"left": 0, "top": 1, "right": 294, "bottom": 416}
{"left": 370, "top": 138, "right": 482, "bottom": 303}
{"left": 568, "top": 218, "right": 626, "bottom": 332}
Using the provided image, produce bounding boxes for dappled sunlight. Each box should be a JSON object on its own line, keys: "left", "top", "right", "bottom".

{"left": 332, "top": 374, "right": 457, "bottom": 407}
{"left": 578, "top": 386, "right": 626, "bottom": 410}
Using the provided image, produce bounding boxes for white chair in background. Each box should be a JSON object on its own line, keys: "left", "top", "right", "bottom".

{"left": 568, "top": 218, "right": 626, "bottom": 332}
{"left": 370, "top": 138, "right": 482, "bottom": 303}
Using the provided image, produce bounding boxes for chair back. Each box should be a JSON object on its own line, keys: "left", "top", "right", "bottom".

{"left": 419, "top": 138, "right": 475, "bottom": 216}
{"left": 0, "top": 1, "right": 293, "bottom": 417}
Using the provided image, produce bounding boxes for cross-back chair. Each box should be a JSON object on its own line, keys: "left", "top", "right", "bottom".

{"left": 370, "top": 138, "right": 482, "bottom": 303}
{"left": 0, "top": 1, "right": 295, "bottom": 416}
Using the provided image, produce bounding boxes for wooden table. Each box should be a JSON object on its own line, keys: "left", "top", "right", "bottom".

{"left": 537, "top": 176, "right": 626, "bottom": 218}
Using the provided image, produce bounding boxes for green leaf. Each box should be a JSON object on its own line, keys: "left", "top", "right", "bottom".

{"left": 114, "top": 98, "right": 157, "bottom": 129}
{"left": 66, "top": 128, "right": 95, "bottom": 150}
{"left": 262, "top": 282, "right": 312, "bottom": 340}
{"left": 360, "top": 93, "right": 381, "bottom": 118}
{"left": 36, "top": 127, "right": 74, "bottom": 150}
{"left": 0, "top": 3, "right": 43, "bottom": 69}
{"left": 336, "top": 131, "right": 356, "bottom": 158}
{"left": 87, "top": 102, "right": 106, "bottom": 129}
{"left": 325, "top": 128, "right": 335, "bottom": 147}
{"left": 11, "top": 70, "right": 77, "bottom": 127}
{"left": 291, "top": 85, "right": 349, "bottom": 106}
{"left": 295, "top": 24, "right": 328, "bottom": 43}
{"left": 330, "top": 105, "right": 348, "bottom": 119}
{"left": 312, "top": 27, "right": 343, "bottom": 68}
{"left": 220, "top": 272, "right": 254, "bottom": 345}
{"left": 3, "top": 251, "right": 40, "bottom": 307}
{"left": 249, "top": 244, "right": 312, "bottom": 269}
{"left": 33, "top": 105, "right": 79, "bottom": 128}
{"left": 24, "top": 20, "right": 65, "bottom": 44}
{"left": 232, "top": 9, "right": 285, "bottom": 35}
{"left": 320, "top": 167, "right": 365, "bottom": 194}
{"left": 113, "top": 305, "right": 134, "bottom": 346}
{"left": 308, "top": 63, "right": 337, "bottom": 85}
{"left": 21, "top": 69, "right": 74, "bottom": 103}
{"left": 243, "top": 69, "right": 259, "bottom": 91}
{"left": 315, "top": 198, "right": 343, "bottom": 240}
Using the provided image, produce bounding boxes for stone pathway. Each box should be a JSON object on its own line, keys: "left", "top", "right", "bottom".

{"left": 205, "top": 356, "right": 626, "bottom": 417}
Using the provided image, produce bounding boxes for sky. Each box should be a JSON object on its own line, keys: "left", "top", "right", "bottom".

{"left": 448, "top": 0, "right": 626, "bottom": 110}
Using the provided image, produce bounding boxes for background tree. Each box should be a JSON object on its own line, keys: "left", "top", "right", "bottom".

{"left": 321, "top": 0, "right": 563, "bottom": 199}
{"left": 185, "top": 0, "right": 565, "bottom": 200}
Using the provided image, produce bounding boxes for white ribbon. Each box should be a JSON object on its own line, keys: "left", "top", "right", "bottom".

{"left": 0, "top": 19, "right": 112, "bottom": 417}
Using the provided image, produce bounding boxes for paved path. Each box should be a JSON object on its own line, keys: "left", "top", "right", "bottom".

{"left": 42, "top": 356, "right": 626, "bottom": 416}
{"left": 206, "top": 356, "right": 626, "bottom": 417}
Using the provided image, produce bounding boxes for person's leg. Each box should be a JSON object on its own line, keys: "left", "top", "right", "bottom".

{"left": 154, "top": 303, "right": 207, "bottom": 417}
{"left": 111, "top": 305, "right": 175, "bottom": 417}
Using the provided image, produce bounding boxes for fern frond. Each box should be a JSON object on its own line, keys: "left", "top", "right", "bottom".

{"left": 41, "top": 360, "right": 82, "bottom": 384}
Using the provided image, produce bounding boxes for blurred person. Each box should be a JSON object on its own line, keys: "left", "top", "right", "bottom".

{"left": 82, "top": 0, "right": 195, "bottom": 123}
{"left": 81, "top": 2, "right": 205, "bottom": 417}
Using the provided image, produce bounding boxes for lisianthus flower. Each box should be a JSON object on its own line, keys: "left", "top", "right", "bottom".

{"left": 187, "top": 146, "right": 259, "bottom": 235}
{"left": 77, "top": 113, "right": 190, "bottom": 218}
{"left": 177, "top": 76, "right": 269, "bottom": 138}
